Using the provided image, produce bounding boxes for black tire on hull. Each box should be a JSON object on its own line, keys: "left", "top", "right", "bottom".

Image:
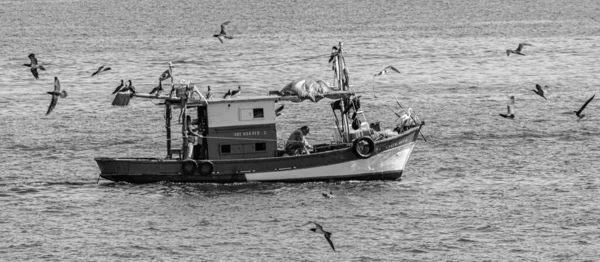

{"left": 352, "top": 136, "right": 375, "bottom": 159}
{"left": 181, "top": 160, "right": 198, "bottom": 175}
{"left": 199, "top": 161, "right": 214, "bottom": 176}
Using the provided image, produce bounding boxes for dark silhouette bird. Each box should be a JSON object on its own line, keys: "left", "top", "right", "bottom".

{"left": 499, "top": 96, "right": 515, "bottom": 119}
{"left": 125, "top": 80, "right": 136, "bottom": 94}
{"left": 328, "top": 46, "right": 339, "bottom": 63}
{"left": 574, "top": 94, "right": 595, "bottom": 119}
{"left": 111, "top": 79, "right": 125, "bottom": 94}
{"left": 206, "top": 86, "right": 213, "bottom": 99}
{"left": 213, "top": 21, "right": 233, "bottom": 43}
{"left": 275, "top": 104, "right": 284, "bottom": 116}
{"left": 373, "top": 66, "right": 400, "bottom": 78}
{"left": 506, "top": 43, "right": 532, "bottom": 56}
{"left": 149, "top": 82, "right": 163, "bottom": 95}
{"left": 91, "top": 65, "right": 111, "bottom": 77}
{"left": 46, "top": 77, "right": 67, "bottom": 115}
{"left": 322, "top": 191, "right": 334, "bottom": 198}
{"left": 23, "top": 53, "right": 46, "bottom": 79}
{"left": 302, "top": 221, "right": 335, "bottom": 251}
{"left": 532, "top": 84, "right": 547, "bottom": 100}
{"left": 150, "top": 69, "right": 173, "bottom": 95}
{"left": 159, "top": 69, "right": 172, "bottom": 82}
{"left": 223, "top": 86, "right": 241, "bottom": 99}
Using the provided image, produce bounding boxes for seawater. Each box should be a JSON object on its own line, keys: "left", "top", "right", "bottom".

{"left": 1, "top": 0, "right": 600, "bottom": 261}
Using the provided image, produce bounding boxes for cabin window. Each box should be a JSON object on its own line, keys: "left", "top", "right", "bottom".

{"left": 221, "top": 145, "right": 231, "bottom": 154}
{"left": 255, "top": 142, "right": 266, "bottom": 151}
{"left": 253, "top": 108, "right": 264, "bottom": 118}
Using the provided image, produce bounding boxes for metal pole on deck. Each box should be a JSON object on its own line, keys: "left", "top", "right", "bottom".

{"left": 165, "top": 101, "right": 172, "bottom": 159}
{"left": 181, "top": 97, "right": 188, "bottom": 159}
{"left": 337, "top": 42, "right": 350, "bottom": 143}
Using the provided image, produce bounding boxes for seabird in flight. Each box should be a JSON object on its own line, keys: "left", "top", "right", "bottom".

{"left": 46, "top": 77, "right": 67, "bottom": 115}
{"left": 91, "top": 65, "right": 111, "bottom": 77}
{"left": 302, "top": 221, "right": 335, "bottom": 251}
{"left": 213, "top": 21, "right": 233, "bottom": 43}
{"left": 532, "top": 84, "right": 547, "bottom": 100}
{"left": 499, "top": 96, "right": 515, "bottom": 119}
{"left": 373, "top": 66, "right": 400, "bottom": 78}
{"left": 23, "top": 53, "right": 46, "bottom": 79}
{"left": 506, "top": 43, "right": 532, "bottom": 56}
{"left": 574, "top": 94, "right": 595, "bottom": 119}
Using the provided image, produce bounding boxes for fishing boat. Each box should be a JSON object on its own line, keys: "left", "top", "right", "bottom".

{"left": 95, "top": 43, "right": 423, "bottom": 183}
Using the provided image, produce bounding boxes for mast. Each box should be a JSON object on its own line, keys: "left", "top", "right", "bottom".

{"left": 165, "top": 101, "right": 172, "bottom": 158}
{"left": 336, "top": 42, "right": 351, "bottom": 142}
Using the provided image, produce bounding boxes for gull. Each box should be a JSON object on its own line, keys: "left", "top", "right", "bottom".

{"left": 111, "top": 79, "right": 125, "bottom": 95}
{"left": 91, "top": 65, "right": 111, "bottom": 77}
{"left": 125, "top": 80, "right": 136, "bottom": 94}
{"left": 328, "top": 46, "right": 339, "bottom": 63}
{"left": 506, "top": 43, "right": 532, "bottom": 56}
{"left": 499, "top": 96, "right": 515, "bottom": 119}
{"left": 23, "top": 53, "right": 46, "bottom": 79}
{"left": 574, "top": 94, "right": 595, "bottom": 119}
{"left": 151, "top": 69, "right": 173, "bottom": 95}
{"left": 149, "top": 82, "right": 163, "bottom": 95}
{"left": 223, "top": 85, "right": 241, "bottom": 99}
{"left": 213, "top": 21, "right": 233, "bottom": 43}
{"left": 302, "top": 221, "right": 335, "bottom": 251}
{"left": 322, "top": 191, "right": 334, "bottom": 198}
{"left": 159, "top": 69, "right": 172, "bottom": 82}
{"left": 532, "top": 84, "right": 547, "bottom": 100}
{"left": 206, "top": 86, "right": 213, "bottom": 99}
{"left": 275, "top": 104, "right": 284, "bottom": 116}
{"left": 373, "top": 66, "right": 401, "bottom": 78}
{"left": 118, "top": 80, "right": 135, "bottom": 95}
{"left": 46, "top": 77, "right": 67, "bottom": 115}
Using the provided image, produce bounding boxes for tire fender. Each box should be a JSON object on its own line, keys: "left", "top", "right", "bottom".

{"left": 352, "top": 136, "right": 375, "bottom": 159}
{"left": 181, "top": 159, "right": 198, "bottom": 175}
{"left": 199, "top": 161, "right": 215, "bottom": 176}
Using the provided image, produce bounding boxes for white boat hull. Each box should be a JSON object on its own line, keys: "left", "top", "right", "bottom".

{"left": 245, "top": 141, "right": 415, "bottom": 182}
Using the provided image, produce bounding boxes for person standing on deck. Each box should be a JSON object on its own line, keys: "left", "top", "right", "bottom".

{"left": 185, "top": 115, "right": 202, "bottom": 159}
{"left": 284, "top": 125, "right": 313, "bottom": 155}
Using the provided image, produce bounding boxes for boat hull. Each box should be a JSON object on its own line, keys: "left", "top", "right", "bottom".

{"left": 95, "top": 126, "right": 420, "bottom": 183}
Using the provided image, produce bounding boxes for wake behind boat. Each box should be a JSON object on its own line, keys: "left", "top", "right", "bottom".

{"left": 95, "top": 43, "right": 423, "bottom": 183}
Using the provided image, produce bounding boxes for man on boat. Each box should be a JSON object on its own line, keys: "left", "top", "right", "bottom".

{"left": 185, "top": 115, "right": 202, "bottom": 159}
{"left": 284, "top": 125, "right": 313, "bottom": 155}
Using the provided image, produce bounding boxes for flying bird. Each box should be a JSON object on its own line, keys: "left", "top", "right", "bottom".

{"left": 532, "top": 84, "right": 547, "bottom": 100}
{"left": 373, "top": 66, "right": 400, "bottom": 78}
{"left": 206, "top": 86, "right": 213, "bottom": 99}
{"left": 574, "top": 94, "right": 595, "bottom": 119}
{"left": 23, "top": 53, "right": 46, "bottom": 79}
{"left": 499, "top": 96, "right": 515, "bottom": 119}
{"left": 213, "top": 21, "right": 233, "bottom": 43}
{"left": 46, "top": 77, "right": 67, "bottom": 115}
{"left": 275, "top": 104, "right": 284, "bottom": 116}
{"left": 91, "top": 65, "right": 111, "bottom": 77}
{"left": 223, "top": 86, "right": 241, "bottom": 99}
{"left": 506, "top": 43, "right": 532, "bottom": 56}
{"left": 302, "top": 221, "right": 335, "bottom": 251}
{"left": 112, "top": 79, "right": 125, "bottom": 94}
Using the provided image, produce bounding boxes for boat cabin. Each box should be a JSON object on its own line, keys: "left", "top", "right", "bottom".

{"left": 168, "top": 95, "right": 281, "bottom": 160}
